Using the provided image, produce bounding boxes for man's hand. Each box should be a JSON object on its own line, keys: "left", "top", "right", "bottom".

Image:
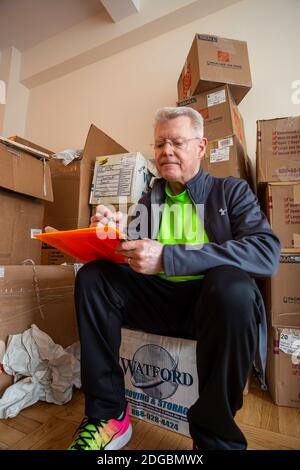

{"left": 115, "top": 239, "right": 164, "bottom": 274}
{"left": 90, "top": 204, "right": 124, "bottom": 231}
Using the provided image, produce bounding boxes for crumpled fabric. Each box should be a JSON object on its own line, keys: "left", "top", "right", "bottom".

{"left": 53, "top": 149, "right": 82, "bottom": 166}
{"left": 0, "top": 324, "right": 81, "bottom": 418}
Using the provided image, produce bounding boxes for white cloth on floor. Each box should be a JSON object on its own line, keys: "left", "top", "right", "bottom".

{"left": 0, "top": 324, "right": 81, "bottom": 418}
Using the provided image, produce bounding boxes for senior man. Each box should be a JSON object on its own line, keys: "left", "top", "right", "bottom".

{"left": 68, "top": 107, "right": 280, "bottom": 451}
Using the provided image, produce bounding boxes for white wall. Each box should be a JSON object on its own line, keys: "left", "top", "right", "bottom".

{"left": 0, "top": 47, "right": 29, "bottom": 137}
{"left": 24, "top": 0, "right": 300, "bottom": 164}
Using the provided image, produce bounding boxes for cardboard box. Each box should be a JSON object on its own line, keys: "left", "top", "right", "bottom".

{"left": 0, "top": 136, "right": 53, "bottom": 202}
{"left": 89, "top": 153, "right": 148, "bottom": 206}
{"left": 264, "top": 250, "right": 300, "bottom": 328}
{"left": 42, "top": 124, "right": 127, "bottom": 264}
{"left": 265, "top": 182, "right": 300, "bottom": 249}
{"left": 267, "top": 326, "right": 300, "bottom": 407}
{"left": 256, "top": 117, "right": 300, "bottom": 183}
{"left": 0, "top": 188, "right": 44, "bottom": 264}
{"left": 120, "top": 328, "right": 198, "bottom": 436}
{"left": 0, "top": 265, "right": 78, "bottom": 348}
{"left": 177, "top": 84, "right": 246, "bottom": 151}
{"left": 0, "top": 137, "right": 54, "bottom": 264}
{"left": 41, "top": 245, "right": 71, "bottom": 265}
{"left": 120, "top": 328, "right": 249, "bottom": 435}
{"left": 177, "top": 34, "right": 252, "bottom": 104}
{"left": 202, "top": 135, "right": 248, "bottom": 179}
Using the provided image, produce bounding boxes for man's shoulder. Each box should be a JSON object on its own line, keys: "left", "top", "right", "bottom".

{"left": 207, "top": 176, "right": 255, "bottom": 212}
{"left": 209, "top": 175, "right": 249, "bottom": 194}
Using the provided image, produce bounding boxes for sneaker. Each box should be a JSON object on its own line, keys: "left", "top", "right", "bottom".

{"left": 68, "top": 403, "right": 132, "bottom": 450}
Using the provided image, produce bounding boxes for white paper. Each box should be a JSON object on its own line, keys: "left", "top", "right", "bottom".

{"left": 279, "top": 329, "right": 300, "bottom": 355}
{"left": 210, "top": 147, "right": 230, "bottom": 163}
{"left": 218, "top": 137, "right": 233, "bottom": 148}
{"left": 30, "top": 228, "right": 42, "bottom": 239}
{"left": 207, "top": 89, "right": 226, "bottom": 107}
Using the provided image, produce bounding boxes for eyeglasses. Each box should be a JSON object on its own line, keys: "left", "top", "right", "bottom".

{"left": 150, "top": 137, "right": 201, "bottom": 152}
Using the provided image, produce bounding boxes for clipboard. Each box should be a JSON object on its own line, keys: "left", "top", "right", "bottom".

{"left": 34, "top": 226, "right": 127, "bottom": 263}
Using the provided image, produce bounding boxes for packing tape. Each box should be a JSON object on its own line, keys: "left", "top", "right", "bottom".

{"left": 21, "top": 259, "right": 44, "bottom": 320}
{"left": 43, "top": 158, "right": 47, "bottom": 197}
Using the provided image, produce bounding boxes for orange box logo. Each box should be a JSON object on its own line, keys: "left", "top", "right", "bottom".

{"left": 182, "top": 63, "right": 192, "bottom": 98}
{"left": 217, "top": 50, "right": 230, "bottom": 62}
{"left": 199, "top": 107, "right": 209, "bottom": 120}
{"left": 233, "top": 107, "right": 244, "bottom": 144}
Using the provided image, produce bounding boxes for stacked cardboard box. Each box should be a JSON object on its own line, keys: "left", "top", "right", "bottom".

{"left": 88, "top": 151, "right": 150, "bottom": 235}
{"left": 0, "top": 134, "right": 81, "bottom": 397}
{"left": 256, "top": 117, "right": 300, "bottom": 184}
{"left": 256, "top": 117, "right": 300, "bottom": 407}
{"left": 120, "top": 327, "right": 198, "bottom": 436}
{"left": 265, "top": 251, "right": 300, "bottom": 407}
{"left": 0, "top": 264, "right": 79, "bottom": 397}
{"left": 0, "top": 123, "right": 131, "bottom": 399}
{"left": 42, "top": 124, "right": 128, "bottom": 264}
{"left": 120, "top": 326, "right": 249, "bottom": 437}
{"left": 177, "top": 34, "right": 252, "bottom": 180}
{"left": 0, "top": 136, "right": 53, "bottom": 264}
{"left": 89, "top": 152, "right": 149, "bottom": 206}
{"left": 0, "top": 265, "right": 78, "bottom": 348}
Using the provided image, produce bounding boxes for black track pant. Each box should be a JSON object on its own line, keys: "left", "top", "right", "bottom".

{"left": 75, "top": 261, "right": 262, "bottom": 450}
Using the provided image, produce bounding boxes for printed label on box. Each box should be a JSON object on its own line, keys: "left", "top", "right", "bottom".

{"left": 210, "top": 147, "right": 230, "bottom": 163}
{"left": 218, "top": 137, "right": 233, "bottom": 148}
{"left": 31, "top": 229, "right": 42, "bottom": 239}
{"left": 0, "top": 267, "right": 5, "bottom": 278}
{"left": 207, "top": 89, "right": 226, "bottom": 107}
{"left": 279, "top": 329, "right": 300, "bottom": 355}
{"left": 197, "top": 34, "right": 218, "bottom": 43}
{"left": 93, "top": 155, "right": 135, "bottom": 198}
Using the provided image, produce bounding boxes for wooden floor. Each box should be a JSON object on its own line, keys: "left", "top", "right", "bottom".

{"left": 0, "top": 383, "right": 299, "bottom": 450}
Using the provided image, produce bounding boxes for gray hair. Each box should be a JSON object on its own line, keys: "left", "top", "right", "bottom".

{"left": 154, "top": 106, "right": 204, "bottom": 138}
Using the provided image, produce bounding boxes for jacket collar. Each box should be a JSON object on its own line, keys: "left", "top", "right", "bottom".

{"left": 186, "top": 166, "right": 213, "bottom": 204}
{"left": 152, "top": 166, "right": 213, "bottom": 205}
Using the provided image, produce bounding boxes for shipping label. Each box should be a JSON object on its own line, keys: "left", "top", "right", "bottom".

{"left": 207, "top": 89, "right": 226, "bottom": 107}
{"left": 210, "top": 147, "right": 230, "bottom": 163}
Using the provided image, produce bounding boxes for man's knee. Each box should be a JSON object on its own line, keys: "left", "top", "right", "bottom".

{"left": 204, "top": 266, "right": 254, "bottom": 301}
{"left": 75, "top": 260, "right": 113, "bottom": 289}
{"left": 202, "top": 265, "right": 257, "bottom": 327}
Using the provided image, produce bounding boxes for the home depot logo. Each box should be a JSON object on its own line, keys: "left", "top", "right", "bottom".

{"left": 120, "top": 344, "right": 193, "bottom": 400}
{"left": 232, "top": 107, "right": 244, "bottom": 144}
{"left": 199, "top": 107, "right": 209, "bottom": 120}
{"left": 217, "top": 50, "right": 230, "bottom": 62}
{"left": 0, "top": 80, "right": 6, "bottom": 104}
{"left": 182, "top": 62, "right": 192, "bottom": 98}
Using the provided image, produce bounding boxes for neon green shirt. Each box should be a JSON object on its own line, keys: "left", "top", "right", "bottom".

{"left": 157, "top": 183, "right": 209, "bottom": 282}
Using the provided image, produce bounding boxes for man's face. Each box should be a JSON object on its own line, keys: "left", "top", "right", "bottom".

{"left": 154, "top": 116, "right": 207, "bottom": 185}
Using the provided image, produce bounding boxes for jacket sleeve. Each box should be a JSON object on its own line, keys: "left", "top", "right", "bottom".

{"left": 162, "top": 179, "right": 281, "bottom": 278}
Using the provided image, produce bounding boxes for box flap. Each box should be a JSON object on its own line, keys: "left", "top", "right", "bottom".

{"left": 0, "top": 140, "right": 53, "bottom": 202}
{"left": 8, "top": 135, "right": 53, "bottom": 157}
{"left": 0, "top": 136, "right": 50, "bottom": 160}
{"left": 78, "top": 124, "right": 127, "bottom": 227}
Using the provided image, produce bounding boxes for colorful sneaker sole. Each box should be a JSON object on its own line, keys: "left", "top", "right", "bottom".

{"left": 105, "top": 423, "right": 133, "bottom": 450}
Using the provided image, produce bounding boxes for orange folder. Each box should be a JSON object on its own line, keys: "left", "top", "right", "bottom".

{"left": 34, "top": 226, "right": 127, "bottom": 263}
